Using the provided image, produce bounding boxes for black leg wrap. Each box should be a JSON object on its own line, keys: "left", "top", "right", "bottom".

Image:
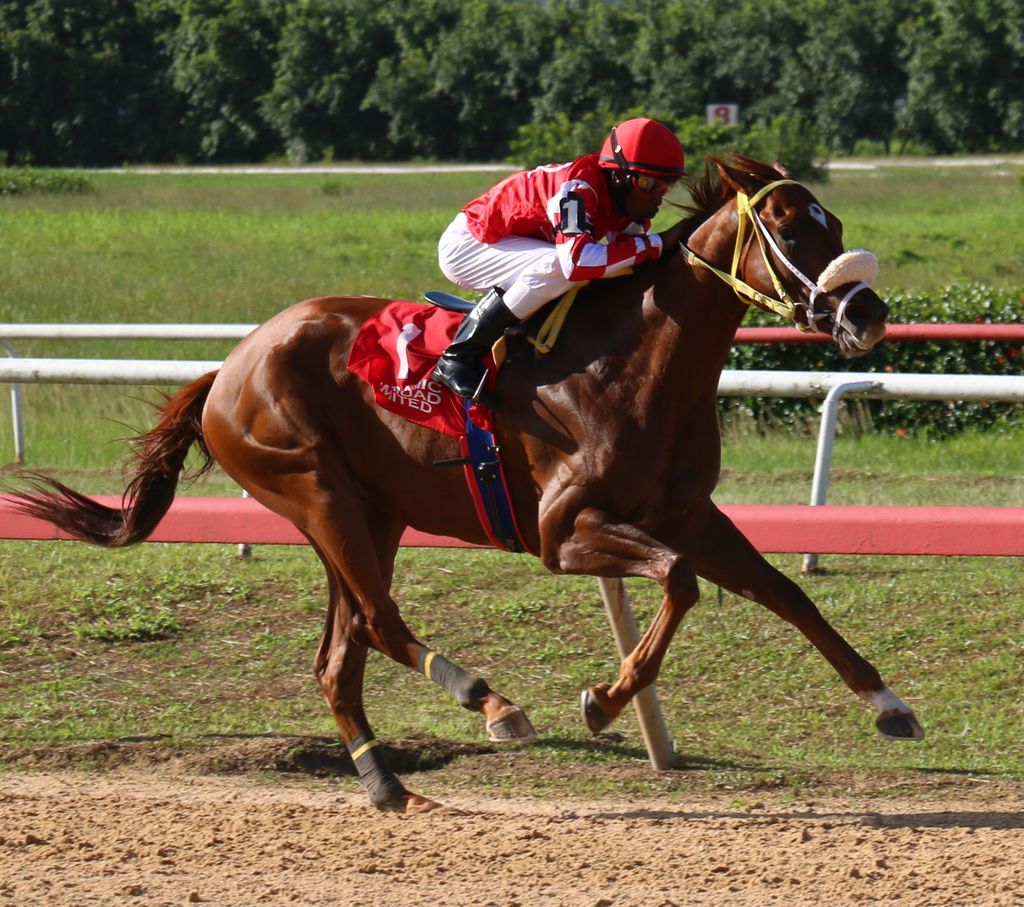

{"left": 346, "top": 733, "right": 407, "bottom": 810}
{"left": 418, "top": 649, "right": 491, "bottom": 711}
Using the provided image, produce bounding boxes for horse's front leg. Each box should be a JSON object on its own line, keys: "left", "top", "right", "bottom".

{"left": 684, "top": 504, "right": 924, "bottom": 741}
{"left": 543, "top": 506, "right": 700, "bottom": 733}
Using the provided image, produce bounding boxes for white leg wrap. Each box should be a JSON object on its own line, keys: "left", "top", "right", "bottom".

{"left": 864, "top": 687, "right": 911, "bottom": 714}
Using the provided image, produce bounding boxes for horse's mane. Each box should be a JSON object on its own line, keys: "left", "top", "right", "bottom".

{"left": 674, "top": 152, "right": 788, "bottom": 234}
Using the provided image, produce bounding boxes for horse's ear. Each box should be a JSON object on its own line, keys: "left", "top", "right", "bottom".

{"left": 710, "top": 155, "right": 749, "bottom": 194}
{"left": 773, "top": 159, "right": 794, "bottom": 179}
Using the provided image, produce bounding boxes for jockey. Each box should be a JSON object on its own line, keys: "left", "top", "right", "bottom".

{"left": 432, "top": 116, "right": 689, "bottom": 401}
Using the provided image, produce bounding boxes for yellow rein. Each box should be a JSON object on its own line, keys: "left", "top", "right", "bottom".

{"left": 524, "top": 283, "right": 583, "bottom": 354}
{"left": 489, "top": 281, "right": 588, "bottom": 366}
{"left": 683, "top": 178, "right": 804, "bottom": 321}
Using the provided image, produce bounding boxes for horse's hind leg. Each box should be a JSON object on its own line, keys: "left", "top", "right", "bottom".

{"left": 318, "top": 505, "right": 533, "bottom": 737}
{"left": 305, "top": 494, "right": 534, "bottom": 810}
{"left": 311, "top": 546, "right": 436, "bottom": 814}
{"left": 686, "top": 506, "right": 924, "bottom": 741}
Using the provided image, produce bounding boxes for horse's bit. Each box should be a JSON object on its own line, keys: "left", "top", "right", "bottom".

{"left": 683, "top": 179, "right": 878, "bottom": 336}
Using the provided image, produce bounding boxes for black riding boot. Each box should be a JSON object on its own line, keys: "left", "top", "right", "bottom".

{"left": 431, "top": 288, "right": 519, "bottom": 400}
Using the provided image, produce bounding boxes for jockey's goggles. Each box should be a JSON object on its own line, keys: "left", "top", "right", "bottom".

{"left": 629, "top": 172, "right": 675, "bottom": 196}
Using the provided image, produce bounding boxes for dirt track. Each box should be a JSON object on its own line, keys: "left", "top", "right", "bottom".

{"left": 2, "top": 766, "right": 1023, "bottom": 907}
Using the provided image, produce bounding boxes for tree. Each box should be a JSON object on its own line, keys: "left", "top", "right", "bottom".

{"left": 899, "top": 0, "right": 1024, "bottom": 152}
{"left": 703, "top": 0, "right": 810, "bottom": 125}
{"left": 632, "top": 0, "right": 736, "bottom": 125}
{"left": 158, "top": 0, "right": 284, "bottom": 162}
{"left": 0, "top": 0, "right": 181, "bottom": 165}
{"left": 360, "top": 0, "right": 464, "bottom": 159}
{"left": 262, "top": 0, "right": 394, "bottom": 162}
{"left": 531, "top": 0, "right": 643, "bottom": 126}
{"left": 3, "top": 0, "right": 1023, "bottom": 167}
{"left": 430, "top": 0, "right": 551, "bottom": 160}
{"left": 795, "top": 0, "right": 918, "bottom": 153}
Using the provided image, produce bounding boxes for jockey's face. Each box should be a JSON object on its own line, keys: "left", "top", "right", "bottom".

{"left": 608, "top": 170, "right": 675, "bottom": 222}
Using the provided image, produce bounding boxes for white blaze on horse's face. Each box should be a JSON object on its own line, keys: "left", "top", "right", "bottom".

{"left": 808, "top": 202, "right": 828, "bottom": 229}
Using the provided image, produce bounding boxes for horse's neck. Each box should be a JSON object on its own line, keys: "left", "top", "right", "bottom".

{"left": 671, "top": 201, "right": 753, "bottom": 349}
{"left": 645, "top": 208, "right": 751, "bottom": 377}
{"left": 686, "top": 197, "right": 742, "bottom": 277}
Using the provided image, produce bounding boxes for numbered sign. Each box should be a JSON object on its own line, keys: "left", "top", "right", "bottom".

{"left": 706, "top": 104, "right": 739, "bottom": 126}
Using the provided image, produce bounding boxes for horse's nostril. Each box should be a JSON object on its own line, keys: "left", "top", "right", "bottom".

{"left": 843, "top": 297, "right": 885, "bottom": 328}
{"left": 835, "top": 284, "right": 888, "bottom": 331}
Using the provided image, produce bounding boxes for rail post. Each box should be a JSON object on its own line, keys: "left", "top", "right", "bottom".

{"left": 1, "top": 340, "right": 25, "bottom": 464}
{"left": 238, "top": 489, "right": 253, "bottom": 559}
{"left": 802, "top": 380, "right": 881, "bottom": 573}
{"left": 597, "top": 577, "right": 676, "bottom": 770}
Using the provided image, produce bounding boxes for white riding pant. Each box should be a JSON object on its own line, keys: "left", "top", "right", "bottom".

{"left": 437, "top": 212, "right": 578, "bottom": 319}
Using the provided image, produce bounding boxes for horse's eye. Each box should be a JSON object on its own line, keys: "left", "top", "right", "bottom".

{"left": 778, "top": 223, "right": 796, "bottom": 244}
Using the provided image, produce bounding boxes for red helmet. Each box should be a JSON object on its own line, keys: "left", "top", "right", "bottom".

{"left": 599, "top": 117, "right": 685, "bottom": 178}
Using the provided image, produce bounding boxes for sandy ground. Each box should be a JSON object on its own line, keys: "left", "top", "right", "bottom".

{"left": 1, "top": 768, "right": 1023, "bottom": 907}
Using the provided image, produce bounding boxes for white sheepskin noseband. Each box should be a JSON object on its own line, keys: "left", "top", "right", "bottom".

{"left": 817, "top": 249, "right": 879, "bottom": 292}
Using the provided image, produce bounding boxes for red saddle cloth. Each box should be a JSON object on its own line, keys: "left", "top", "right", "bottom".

{"left": 347, "top": 300, "right": 494, "bottom": 437}
{"left": 348, "top": 299, "right": 534, "bottom": 555}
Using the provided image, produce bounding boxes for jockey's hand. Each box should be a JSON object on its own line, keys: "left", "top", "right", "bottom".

{"left": 656, "top": 220, "right": 690, "bottom": 254}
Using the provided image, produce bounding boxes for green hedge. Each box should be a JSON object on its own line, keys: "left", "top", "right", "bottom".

{"left": 0, "top": 169, "right": 94, "bottom": 196}
{"left": 725, "top": 285, "right": 1023, "bottom": 436}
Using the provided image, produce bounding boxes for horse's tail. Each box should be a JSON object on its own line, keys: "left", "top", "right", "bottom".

{"left": 12, "top": 370, "right": 219, "bottom": 547}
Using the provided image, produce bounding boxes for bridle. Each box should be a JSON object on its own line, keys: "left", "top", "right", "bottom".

{"left": 682, "top": 179, "right": 877, "bottom": 336}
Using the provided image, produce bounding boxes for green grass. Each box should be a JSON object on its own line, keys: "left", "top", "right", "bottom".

{"left": 0, "top": 166, "right": 1022, "bottom": 797}
{"left": 0, "top": 171, "right": 501, "bottom": 331}
{"left": 1, "top": 427, "right": 1022, "bottom": 790}
{"left": 803, "top": 166, "right": 1024, "bottom": 292}
{"left": 1, "top": 538, "right": 1021, "bottom": 792}
{"left": 716, "top": 427, "right": 1024, "bottom": 506}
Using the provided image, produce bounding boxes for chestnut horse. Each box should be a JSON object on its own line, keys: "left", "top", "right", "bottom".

{"left": 13, "top": 155, "right": 923, "bottom": 814}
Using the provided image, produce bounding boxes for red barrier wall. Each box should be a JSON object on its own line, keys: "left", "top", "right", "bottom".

{"left": 734, "top": 324, "right": 1024, "bottom": 344}
{"left": 1, "top": 495, "right": 1020, "bottom": 557}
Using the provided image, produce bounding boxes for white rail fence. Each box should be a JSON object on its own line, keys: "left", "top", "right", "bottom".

{"left": 0, "top": 324, "right": 254, "bottom": 464}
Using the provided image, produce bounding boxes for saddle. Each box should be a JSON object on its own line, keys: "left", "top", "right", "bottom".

{"left": 346, "top": 285, "right": 581, "bottom": 434}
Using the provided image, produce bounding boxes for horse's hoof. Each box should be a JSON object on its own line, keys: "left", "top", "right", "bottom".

{"left": 377, "top": 792, "right": 442, "bottom": 815}
{"left": 581, "top": 688, "right": 611, "bottom": 734}
{"left": 486, "top": 706, "right": 537, "bottom": 743}
{"left": 876, "top": 710, "right": 925, "bottom": 741}
{"left": 404, "top": 792, "right": 443, "bottom": 815}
